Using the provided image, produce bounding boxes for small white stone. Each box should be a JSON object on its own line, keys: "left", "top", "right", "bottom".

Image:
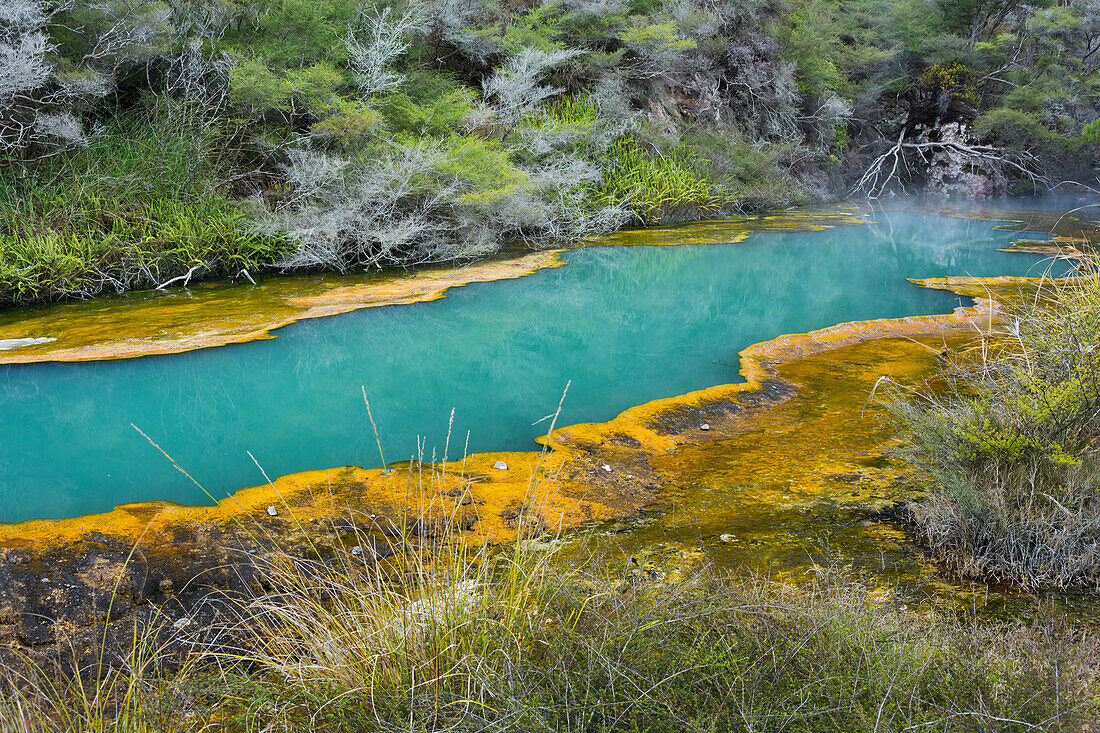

{"left": 700, "top": 423, "right": 711, "bottom": 431}
{"left": 719, "top": 534, "right": 736, "bottom": 543}
{"left": 40, "top": 577, "right": 48, "bottom": 583}
{"left": 493, "top": 460, "right": 508, "bottom": 470}
{"left": 601, "top": 464, "right": 612, "bottom": 472}
{"left": 351, "top": 546, "right": 364, "bottom": 556}
{"left": 266, "top": 506, "right": 278, "bottom": 516}
{"left": 172, "top": 617, "right": 192, "bottom": 629}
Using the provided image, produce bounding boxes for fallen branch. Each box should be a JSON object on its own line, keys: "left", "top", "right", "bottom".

{"left": 156, "top": 263, "right": 204, "bottom": 290}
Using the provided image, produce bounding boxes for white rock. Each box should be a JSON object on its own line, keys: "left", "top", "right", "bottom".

{"left": 351, "top": 545, "right": 364, "bottom": 556}
{"left": 493, "top": 460, "right": 508, "bottom": 470}
{"left": 700, "top": 423, "right": 711, "bottom": 431}
{"left": 0, "top": 337, "right": 55, "bottom": 352}
{"left": 172, "top": 617, "right": 192, "bottom": 629}
{"left": 719, "top": 534, "right": 736, "bottom": 543}
{"left": 266, "top": 506, "right": 278, "bottom": 516}
{"left": 601, "top": 464, "right": 612, "bottom": 472}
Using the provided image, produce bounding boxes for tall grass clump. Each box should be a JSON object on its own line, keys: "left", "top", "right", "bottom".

{"left": 598, "top": 136, "right": 732, "bottom": 224}
{"left": 0, "top": 116, "right": 287, "bottom": 305}
{"left": 0, "top": 614, "right": 208, "bottom": 732}
{"left": 211, "top": 446, "right": 1099, "bottom": 733}
{"left": 218, "top": 543, "right": 1099, "bottom": 732}
{"left": 886, "top": 260, "right": 1100, "bottom": 588}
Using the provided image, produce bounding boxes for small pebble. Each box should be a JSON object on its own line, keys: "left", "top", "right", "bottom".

{"left": 351, "top": 546, "right": 364, "bottom": 556}
{"left": 172, "top": 617, "right": 192, "bottom": 630}
{"left": 493, "top": 460, "right": 508, "bottom": 470}
{"left": 601, "top": 464, "right": 612, "bottom": 472}
{"left": 266, "top": 506, "right": 278, "bottom": 516}
{"left": 700, "top": 423, "right": 711, "bottom": 431}
{"left": 719, "top": 534, "right": 736, "bottom": 543}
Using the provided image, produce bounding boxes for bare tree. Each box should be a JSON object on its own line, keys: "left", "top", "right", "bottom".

{"left": 851, "top": 127, "right": 1042, "bottom": 198}
{"left": 345, "top": 7, "right": 422, "bottom": 99}
{"left": 482, "top": 48, "right": 583, "bottom": 124}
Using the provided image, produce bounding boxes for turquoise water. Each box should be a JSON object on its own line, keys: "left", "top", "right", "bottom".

{"left": 0, "top": 210, "right": 1071, "bottom": 523}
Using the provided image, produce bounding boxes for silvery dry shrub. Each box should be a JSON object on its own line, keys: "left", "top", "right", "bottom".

{"left": 482, "top": 47, "right": 584, "bottom": 125}
{"left": 257, "top": 135, "right": 629, "bottom": 272}
{"left": 1, "top": 0, "right": 171, "bottom": 156}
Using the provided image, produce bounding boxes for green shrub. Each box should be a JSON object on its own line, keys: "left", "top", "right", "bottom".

{"left": 974, "top": 107, "right": 1064, "bottom": 151}
{"left": 885, "top": 264, "right": 1100, "bottom": 588}
{"left": 377, "top": 88, "right": 476, "bottom": 137}
{"left": 1083, "top": 118, "right": 1100, "bottom": 144}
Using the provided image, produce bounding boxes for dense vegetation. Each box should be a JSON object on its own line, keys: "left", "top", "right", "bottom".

{"left": 887, "top": 254, "right": 1100, "bottom": 589}
{"left": 1, "top": 0, "right": 1099, "bottom": 304}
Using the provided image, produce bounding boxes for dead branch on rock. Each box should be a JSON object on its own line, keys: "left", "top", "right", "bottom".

{"left": 852, "top": 132, "right": 1044, "bottom": 198}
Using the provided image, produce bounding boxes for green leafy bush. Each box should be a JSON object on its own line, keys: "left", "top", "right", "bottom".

{"left": 1083, "top": 118, "right": 1100, "bottom": 144}
{"left": 885, "top": 264, "right": 1100, "bottom": 588}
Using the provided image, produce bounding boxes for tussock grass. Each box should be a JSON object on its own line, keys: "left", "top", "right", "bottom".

{"left": 886, "top": 258, "right": 1100, "bottom": 588}
{"left": 211, "top": 545, "right": 1099, "bottom": 732}
{"left": 0, "top": 614, "right": 205, "bottom": 732}
{"left": 0, "top": 536, "right": 1096, "bottom": 731}
{"left": 1, "top": 426, "right": 1098, "bottom": 731}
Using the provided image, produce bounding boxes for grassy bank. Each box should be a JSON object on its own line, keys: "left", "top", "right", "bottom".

{"left": 0, "top": 119, "right": 288, "bottom": 306}
{"left": 0, "top": 111, "right": 807, "bottom": 307}
{"left": 10, "top": 0, "right": 1099, "bottom": 307}
{"left": 1, "top": 529, "right": 1097, "bottom": 731}
{"left": 885, "top": 257, "right": 1100, "bottom": 589}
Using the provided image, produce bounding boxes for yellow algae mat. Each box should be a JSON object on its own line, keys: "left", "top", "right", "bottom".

{"left": 0, "top": 276, "right": 1001, "bottom": 560}
{"left": 0, "top": 251, "right": 566, "bottom": 364}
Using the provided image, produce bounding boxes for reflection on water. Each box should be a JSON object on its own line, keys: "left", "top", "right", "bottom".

{"left": 0, "top": 209, "right": 1072, "bottom": 522}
